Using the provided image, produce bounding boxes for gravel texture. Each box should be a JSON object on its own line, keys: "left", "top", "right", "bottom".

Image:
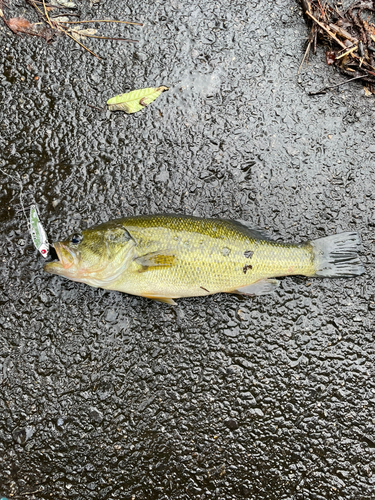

{"left": 0, "top": 0, "right": 374, "bottom": 499}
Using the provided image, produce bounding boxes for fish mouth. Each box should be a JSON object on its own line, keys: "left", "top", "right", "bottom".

{"left": 44, "top": 242, "right": 75, "bottom": 275}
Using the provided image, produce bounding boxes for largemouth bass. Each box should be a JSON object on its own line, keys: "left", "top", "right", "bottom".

{"left": 44, "top": 214, "right": 364, "bottom": 304}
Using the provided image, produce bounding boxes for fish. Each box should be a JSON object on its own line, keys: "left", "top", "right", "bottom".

{"left": 44, "top": 214, "right": 365, "bottom": 305}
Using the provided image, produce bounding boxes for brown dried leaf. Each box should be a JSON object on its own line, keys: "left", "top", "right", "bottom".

{"left": 8, "top": 17, "right": 37, "bottom": 34}
{"left": 7, "top": 16, "right": 54, "bottom": 41}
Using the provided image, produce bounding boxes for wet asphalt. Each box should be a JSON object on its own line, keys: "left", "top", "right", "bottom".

{"left": 0, "top": 0, "right": 375, "bottom": 499}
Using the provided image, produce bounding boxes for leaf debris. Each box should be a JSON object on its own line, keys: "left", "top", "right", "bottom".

{"left": 298, "top": 0, "right": 375, "bottom": 94}
{"left": 0, "top": 0, "right": 142, "bottom": 58}
{"left": 107, "top": 87, "right": 169, "bottom": 114}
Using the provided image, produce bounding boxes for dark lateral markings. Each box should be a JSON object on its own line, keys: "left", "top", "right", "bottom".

{"left": 244, "top": 250, "right": 254, "bottom": 259}
{"left": 243, "top": 264, "right": 253, "bottom": 274}
{"left": 200, "top": 286, "right": 210, "bottom": 293}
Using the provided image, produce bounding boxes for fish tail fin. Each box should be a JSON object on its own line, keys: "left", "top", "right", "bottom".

{"left": 310, "top": 232, "right": 365, "bottom": 278}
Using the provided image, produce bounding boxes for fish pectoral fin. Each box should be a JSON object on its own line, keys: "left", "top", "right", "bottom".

{"left": 234, "top": 278, "right": 279, "bottom": 296}
{"left": 134, "top": 251, "right": 176, "bottom": 272}
{"left": 142, "top": 295, "right": 177, "bottom": 305}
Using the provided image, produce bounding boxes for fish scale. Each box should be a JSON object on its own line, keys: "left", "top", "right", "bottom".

{"left": 113, "top": 216, "right": 313, "bottom": 296}
{"left": 116, "top": 216, "right": 261, "bottom": 296}
{"left": 44, "top": 214, "right": 364, "bottom": 304}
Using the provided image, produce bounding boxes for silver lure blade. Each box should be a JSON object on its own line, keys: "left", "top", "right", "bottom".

{"left": 30, "top": 204, "right": 50, "bottom": 258}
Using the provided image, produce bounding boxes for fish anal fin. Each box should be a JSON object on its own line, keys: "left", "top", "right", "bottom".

{"left": 134, "top": 251, "right": 176, "bottom": 272}
{"left": 142, "top": 295, "right": 177, "bottom": 305}
{"left": 234, "top": 278, "right": 279, "bottom": 296}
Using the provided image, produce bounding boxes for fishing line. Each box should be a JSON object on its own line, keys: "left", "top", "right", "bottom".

{"left": 0, "top": 168, "right": 29, "bottom": 225}
{"left": 1, "top": 168, "right": 51, "bottom": 258}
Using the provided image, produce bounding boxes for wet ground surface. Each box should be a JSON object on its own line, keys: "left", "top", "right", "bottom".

{"left": 0, "top": 0, "right": 375, "bottom": 499}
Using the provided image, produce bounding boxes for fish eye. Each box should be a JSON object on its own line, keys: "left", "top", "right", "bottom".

{"left": 71, "top": 233, "right": 83, "bottom": 245}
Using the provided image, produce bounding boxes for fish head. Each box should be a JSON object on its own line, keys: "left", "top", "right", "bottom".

{"left": 44, "top": 223, "right": 136, "bottom": 286}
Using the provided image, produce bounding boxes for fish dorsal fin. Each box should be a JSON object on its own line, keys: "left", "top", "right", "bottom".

{"left": 234, "top": 219, "right": 273, "bottom": 241}
{"left": 142, "top": 295, "right": 177, "bottom": 305}
{"left": 134, "top": 251, "right": 176, "bottom": 272}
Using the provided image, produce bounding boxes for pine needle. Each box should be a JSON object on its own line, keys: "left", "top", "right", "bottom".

{"left": 62, "top": 19, "right": 143, "bottom": 26}
{"left": 60, "top": 26, "right": 101, "bottom": 59}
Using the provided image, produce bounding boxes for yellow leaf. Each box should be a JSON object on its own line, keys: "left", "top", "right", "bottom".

{"left": 107, "top": 86, "right": 169, "bottom": 114}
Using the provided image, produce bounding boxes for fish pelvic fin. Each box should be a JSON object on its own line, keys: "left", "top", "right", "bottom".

{"left": 142, "top": 295, "right": 177, "bottom": 305}
{"left": 310, "top": 232, "right": 365, "bottom": 277}
{"left": 234, "top": 278, "right": 280, "bottom": 296}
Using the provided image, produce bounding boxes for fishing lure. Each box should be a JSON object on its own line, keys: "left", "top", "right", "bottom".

{"left": 29, "top": 204, "right": 50, "bottom": 258}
